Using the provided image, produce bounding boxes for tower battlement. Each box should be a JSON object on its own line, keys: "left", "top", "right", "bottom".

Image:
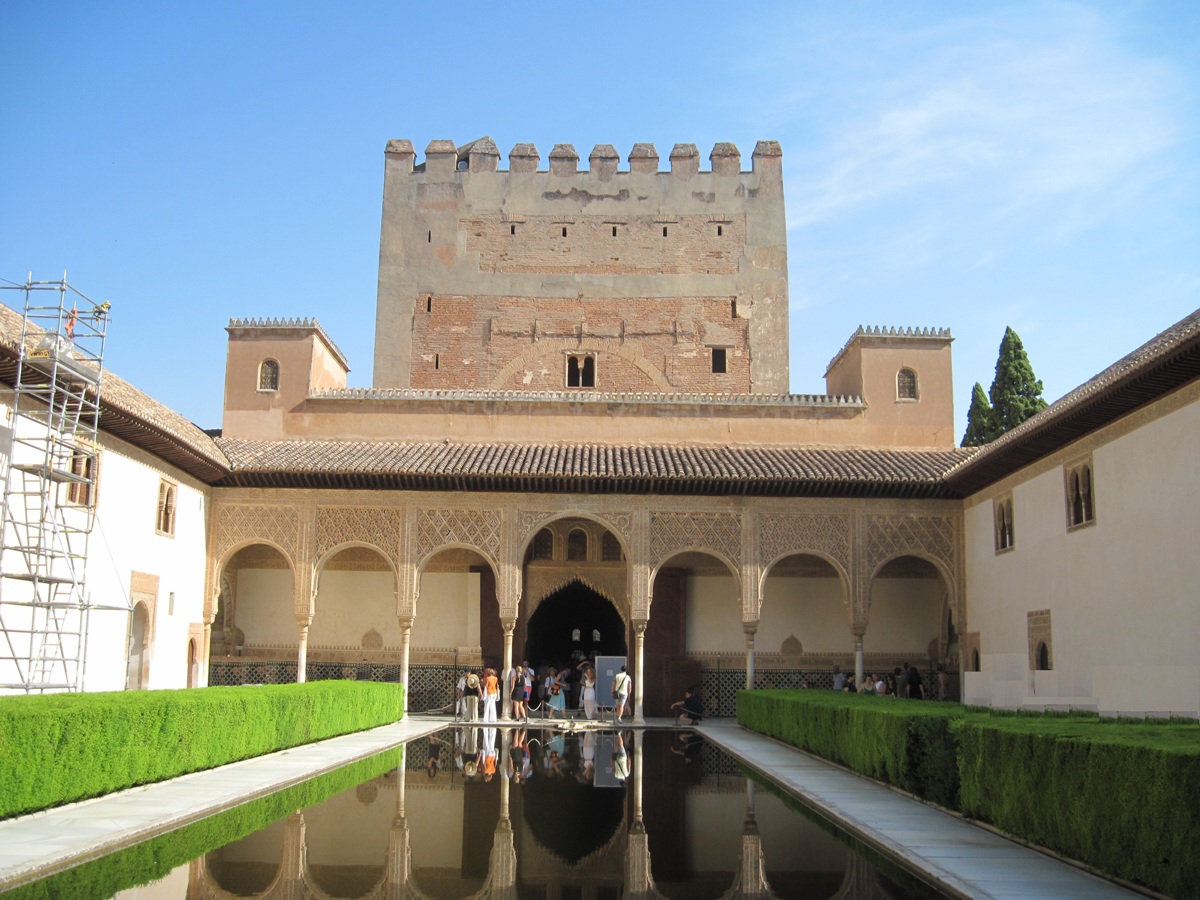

{"left": 383, "top": 138, "right": 782, "bottom": 180}
{"left": 373, "top": 136, "right": 789, "bottom": 397}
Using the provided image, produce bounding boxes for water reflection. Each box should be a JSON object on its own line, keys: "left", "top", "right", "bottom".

{"left": 196, "top": 727, "right": 935, "bottom": 900}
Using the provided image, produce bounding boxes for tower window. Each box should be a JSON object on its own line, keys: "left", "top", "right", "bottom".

{"left": 510, "top": 224, "right": 516, "bottom": 235}
{"left": 258, "top": 359, "right": 280, "bottom": 392}
{"left": 731, "top": 299, "right": 738, "bottom": 318}
{"left": 612, "top": 226, "right": 617, "bottom": 237}
{"left": 716, "top": 224, "right": 723, "bottom": 236}
{"left": 434, "top": 353, "right": 440, "bottom": 370}
{"left": 711, "top": 347, "right": 727, "bottom": 374}
{"left": 662, "top": 226, "right": 668, "bottom": 237}
{"left": 561, "top": 226, "right": 568, "bottom": 237}
{"left": 566, "top": 355, "right": 596, "bottom": 388}
{"left": 897, "top": 368, "right": 918, "bottom": 400}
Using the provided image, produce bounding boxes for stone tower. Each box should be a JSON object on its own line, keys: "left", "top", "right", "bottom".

{"left": 372, "top": 138, "right": 789, "bottom": 394}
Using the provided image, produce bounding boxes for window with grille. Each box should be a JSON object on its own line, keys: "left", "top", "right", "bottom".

{"left": 531, "top": 528, "right": 553, "bottom": 560}
{"left": 258, "top": 359, "right": 280, "bottom": 391}
{"left": 66, "top": 447, "right": 97, "bottom": 507}
{"left": 897, "top": 367, "right": 918, "bottom": 400}
{"left": 602, "top": 531, "right": 623, "bottom": 561}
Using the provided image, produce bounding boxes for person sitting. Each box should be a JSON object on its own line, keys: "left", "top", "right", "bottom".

{"left": 670, "top": 687, "right": 704, "bottom": 725}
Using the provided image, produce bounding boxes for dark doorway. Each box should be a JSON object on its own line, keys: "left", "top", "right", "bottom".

{"left": 525, "top": 581, "right": 626, "bottom": 670}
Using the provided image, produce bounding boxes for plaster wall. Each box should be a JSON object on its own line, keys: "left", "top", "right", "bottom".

{"left": 686, "top": 574, "right": 740, "bottom": 652}
{"left": 758, "top": 576, "right": 851, "bottom": 654}
{"left": 311, "top": 570, "right": 400, "bottom": 648}
{"left": 412, "top": 571, "right": 481, "bottom": 651}
{"left": 862, "top": 578, "right": 941, "bottom": 654}
{"left": 963, "top": 386, "right": 1200, "bottom": 717}
{"left": 0, "top": 399, "right": 210, "bottom": 693}
{"left": 235, "top": 569, "right": 296, "bottom": 647}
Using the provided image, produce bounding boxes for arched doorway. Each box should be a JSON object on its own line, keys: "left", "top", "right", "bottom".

{"left": 525, "top": 580, "right": 626, "bottom": 670}
{"left": 126, "top": 602, "right": 149, "bottom": 690}
{"left": 760, "top": 553, "right": 851, "bottom": 689}
{"left": 865, "top": 555, "right": 949, "bottom": 697}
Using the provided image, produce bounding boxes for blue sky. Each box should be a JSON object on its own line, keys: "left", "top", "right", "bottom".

{"left": 2, "top": 1, "right": 1198, "bottom": 438}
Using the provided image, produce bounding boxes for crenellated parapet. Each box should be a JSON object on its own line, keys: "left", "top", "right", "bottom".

{"left": 383, "top": 137, "right": 783, "bottom": 177}
{"left": 374, "top": 134, "right": 790, "bottom": 399}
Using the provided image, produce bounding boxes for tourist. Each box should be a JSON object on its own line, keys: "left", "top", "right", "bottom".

{"left": 482, "top": 667, "right": 500, "bottom": 722}
{"left": 545, "top": 667, "right": 567, "bottom": 718}
{"left": 462, "top": 669, "right": 481, "bottom": 721}
{"left": 936, "top": 664, "right": 949, "bottom": 701}
{"left": 612, "top": 731, "right": 630, "bottom": 782}
{"left": 509, "top": 663, "right": 527, "bottom": 721}
{"left": 611, "top": 664, "right": 632, "bottom": 722}
{"left": 670, "top": 686, "right": 704, "bottom": 725}
{"left": 579, "top": 662, "right": 598, "bottom": 719}
{"left": 521, "top": 660, "right": 534, "bottom": 707}
{"left": 859, "top": 674, "right": 876, "bottom": 695}
{"left": 906, "top": 662, "right": 925, "bottom": 700}
{"left": 832, "top": 665, "right": 846, "bottom": 691}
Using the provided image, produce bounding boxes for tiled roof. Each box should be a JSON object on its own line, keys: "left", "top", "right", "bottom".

{"left": 215, "top": 438, "right": 973, "bottom": 497}
{"left": 945, "top": 306, "right": 1200, "bottom": 495}
{"left": 0, "top": 302, "right": 230, "bottom": 482}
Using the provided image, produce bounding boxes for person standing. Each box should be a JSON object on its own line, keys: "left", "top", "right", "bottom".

{"left": 832, "top": 665, "right": 846, "bottom": 691}
{"left": 546, "top": 667, "right": 567, "bottom": 719}
{"left": 462, "top": 669, "right": 481, "bottom": 722}
{"left": 509, "top": 663, "right": 527, "bottom": 721}
{"left": 612, "top": 665, "right": 632, "bottom": 722}
{"left": 482, "top": 667, "right": 500, "bottom": 722}
{"left": 580, "top": 663, "right": 598, "bottom": 720}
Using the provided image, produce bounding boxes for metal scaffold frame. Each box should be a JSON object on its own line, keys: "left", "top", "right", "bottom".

{"left": 0, "top": 275, "right": 126, "bottom": 692}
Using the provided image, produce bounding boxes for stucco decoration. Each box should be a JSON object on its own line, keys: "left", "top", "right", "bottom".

{"left": 316, "top": 506, "right": 402, "bottom": 568}
{"left": 518, "top": 509, "right": 632, "bottom": 550}
{"left": 866, "top": 514, "right": 955, "bottom": 578}
{"left": 416, "top": 507, "right": 502, "bottom": 567}
{"left": 524, "top": 569, "right": 628, "bottom": 621}
{"left": 650, "top": 511, "right": 741, "bottom": 570}
{"left": 760, "top": 513, "right": 851, "bottom": 573}
{"left": 214, "top": 504, "right": 301, "bottom": 568}
{"left": 362, "top": 628, "right": 384, "bottom": 650}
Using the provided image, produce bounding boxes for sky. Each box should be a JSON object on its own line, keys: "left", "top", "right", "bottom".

{"left": 2, "top": 1, "right": 1198, "bottom": 438}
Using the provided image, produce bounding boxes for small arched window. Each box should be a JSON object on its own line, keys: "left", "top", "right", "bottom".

{"left": 258, "top": 359, "right": 280, "bottom": 392}
{"left": 567, "top": 529, "right": 588, "bottom": 561}
{"left": 566, "top": 355, "right": 596, "bottom": 388}
{"left": 156, "top": 480, "right": 177, "bottom": 536}
{"left": 602, "top": 532, "right": 623, "bottom": 562}
{"left": 994, "top": 496, "right": 1014, "bottom": 551}
{"left": 897, "top": 367, "right": 918, "bottom": 400}
{"left": 531, "top": 528, "right": 553, "bottom": 560}
{"left": 1036, "top": 641, "right": 1051, "bottom": 671}
{"left": 1067, "top": 461, "right": 1095, "bottom": 527}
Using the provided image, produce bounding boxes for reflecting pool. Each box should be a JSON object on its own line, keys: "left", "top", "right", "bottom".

{"left": 8, "top": 727, "right": 949, "bottom": 899}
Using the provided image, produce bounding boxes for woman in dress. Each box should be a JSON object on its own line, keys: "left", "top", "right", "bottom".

{"left": 579, "top": 663, "right": 598, "bottom": 719}
{"left": 546, "top": 667, "right": 567, "bottom": 718}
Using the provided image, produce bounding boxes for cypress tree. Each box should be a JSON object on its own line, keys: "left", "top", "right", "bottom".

{"left": 961, "top": 382, "right": 995, "bottom": 446}
{"left": 988, "top": 326, "right": 1047, "bottom": 434}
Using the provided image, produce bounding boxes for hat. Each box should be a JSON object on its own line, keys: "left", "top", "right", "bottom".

{"left": 464, "top": 761, "right": 478, "bottom": 777}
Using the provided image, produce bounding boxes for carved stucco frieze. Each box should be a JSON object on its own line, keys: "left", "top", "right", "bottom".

{"left": 315, "top": 506, "right": 402, "bottom": 568}
{"left": 416, "top": 507, "right": 502, "bottom": 567}
{"left": 759, "top": 513, "right": 852, "bottom": 574}
{"left": 866, "top": 513, "right": 956, "bottom": 577}
{"left": 214, "top": 504, "right": 302, "bottom": 568}
{"left": 517, "top": 508, "right": 632, "bottom": 549}
{"left": 650, "top": 511, "right": 741, "bottom": 570}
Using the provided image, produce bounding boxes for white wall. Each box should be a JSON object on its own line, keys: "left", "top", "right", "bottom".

{"left": 759, "top": 575, "right": 851, "bottom": 655}
{"left": 964, "top": 391, "right": 1200, "bottom": 717}
{"left": 685, "top": 574, "right": 739, "bottom": 652}
{"left": 413, "top": 571, "right": 480, "bottom": 651}
{"left": 311, "top": 570, "right": 400, "bottom": 649}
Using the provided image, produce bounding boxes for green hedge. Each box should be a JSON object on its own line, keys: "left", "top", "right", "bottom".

{"left": 5, "top": 745, "right": 404, "bottom": 900}
{"left": 0, "top": 681, "right": 404, "bottom": 819}
{"left": 738, "top": 690, "right": 1200, "bottom": 899}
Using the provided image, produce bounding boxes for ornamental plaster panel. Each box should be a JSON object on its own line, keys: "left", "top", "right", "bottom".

{"left": 866, "top": 513, "right": 956, "bottom": 579}
{"left": 214, "top": 503, "right": 302, "bottom": 568}
{"left": 315, "top": 506, "right": 402, "bottom": 567}
{"left": 416, "top": 506, "right": 502, "bottom": 566}
{"left": 650, "top": 511, "right": 741, "bottom": 570}
{"left": 517, "top": 508, "right": 632, "bottom": 551}
{"left": 759, "top": 513, "right": 851, "bottom": 573}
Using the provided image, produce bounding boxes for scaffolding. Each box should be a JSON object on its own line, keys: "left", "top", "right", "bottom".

{"left": 0, "top": 275, "right": 122, "bottom": 692}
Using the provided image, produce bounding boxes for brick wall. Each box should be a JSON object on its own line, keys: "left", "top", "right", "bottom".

{"left": 410, "top": 294, "right": 751, "bottom": 392}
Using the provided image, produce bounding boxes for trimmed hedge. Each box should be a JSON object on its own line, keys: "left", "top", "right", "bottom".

{"left": 738, "top": 690, "right": 1200, "bottom": 900}
{"left": 4, "top": 745, "right": 404, "bottom": 900}
{"left": 0, "top": 681, "right": 404, "bottom": 819}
